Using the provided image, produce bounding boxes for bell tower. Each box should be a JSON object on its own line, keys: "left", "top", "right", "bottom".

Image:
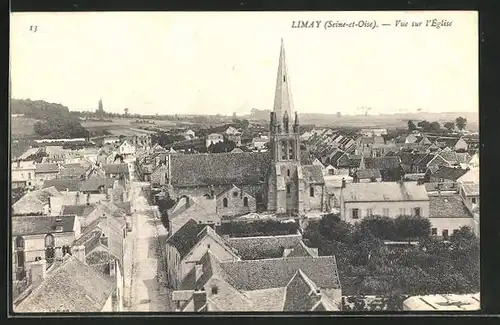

{"left": 268, "top": 39, "right": 304, "bottom": 215}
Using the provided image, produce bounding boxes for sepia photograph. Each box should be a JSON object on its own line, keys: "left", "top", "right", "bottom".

{"left": 9, "top": 11, "right": 479, "bottom": 313}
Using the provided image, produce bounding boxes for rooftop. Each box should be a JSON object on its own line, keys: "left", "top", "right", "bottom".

{"left": 342, "top": 182, "right": 429, "bottom": 202}
{"left": 166, "top": 219, "right": 208, "bottom": 259}
{"left": 35, "top": 163, "right": 60, "bottom": 174}
{"left": 403, "top": 293, "right": 480, "bottom": 311}
{"left": 43, "top": 179, "right": 82, "bottom": 192}
{"left": 429, "top": 194, "right": 473, "bottom": 219}
{"left": 12, "top": 215, "right": 76, "bottom": 236}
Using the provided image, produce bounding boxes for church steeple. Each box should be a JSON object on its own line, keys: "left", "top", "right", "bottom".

{"left": 273, "top": 38, "right": 294, "bottom": 133}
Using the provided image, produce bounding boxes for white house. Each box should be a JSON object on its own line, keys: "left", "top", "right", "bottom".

{"left": 12, "top": 160, "right": 37, "bottom": 189}
{"left": 428, "top": 194, "right": 475, "bottom": 240}
{"left": 206, "top": 133, "right": 224, "bottom": 148}
{"left": 183, "top": 129, "right": 196, "bottom": 140}
{"left": 339, "top": 181, "right": 429, "bottom": 223}
{"left": 251, "top": 135, "right": 269, "bottom": 149}
{"left": 119, "top": 140, "right": 136, "bottom": 156}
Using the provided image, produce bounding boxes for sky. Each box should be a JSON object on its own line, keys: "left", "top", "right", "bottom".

{"left": 10, "top": 11, "right": 478, "bottom": 116}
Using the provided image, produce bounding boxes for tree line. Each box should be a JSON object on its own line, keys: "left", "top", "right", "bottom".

{"left": 407, "top": 116, "right": 468, "bottom": 133}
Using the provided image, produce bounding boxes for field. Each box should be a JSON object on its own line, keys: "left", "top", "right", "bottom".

{"left": 10, "top": 117, "right": 41, "bottom": 137}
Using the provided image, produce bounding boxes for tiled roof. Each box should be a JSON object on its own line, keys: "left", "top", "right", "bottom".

{"left": 355, "top": 169, "right": 382, "bottom": 180}
{"left": 169, "top": 152, "right": 272, "bottom": 187}
{"left": 431, "top": 166, "right": 469, "bottom": 181}
{"left": 461, "top": 183, "right": 479, "bottom": 196}
{"left": 59, "top": 164, "right": 87, "bottom": 178}
{"left": 13, "top": 187, "right": 62, "bottom": 213}
{"left": 80, "top": 178, "right": 115, "bottom": 192}
{"left": 166, "top": 219, "right": 207, "bottom": 259}
{"left": 429, "top": 195, "right": 473, "bottom": 219}
{"left": 229, "top": 234, "right": 302, "bottom": 260}
{"left": 14, "top": 256, "right": 115, "bottom": 312}
{"left": 35, "top": 163, "right": 60, "bottom": 174}
{"left": 284, "top": 241, "right": 318, "bottom": 258}
{"left": 115, "top": 202, "right": 132, "bottom": 215}
{"left": 342, "top": 182, "right": 429, "bottom": 202}
{"left": 102, "top": 163, "right": 129, "bottom": 175}
{"left": 61, "top": 204, "right": 96, "bottom": 217}
{"left": 301, "top": 165, "right": 325, "bottom": 184}
{"left": 363, "top": 157, "right": 401, "bottom": 170}
{"left": 219, "top": 256, "right": 341, "bottom": 291}
{"left": 12, "top": 215, "right": 76, "bottom": 236}
{"left": 283, "top": 270, "right": 321, "bottom": 311}
{"left": 424, "top": 182, "right": 458, "bottom": 193}
{"left": 43, "top": 179, "right": 82, "bottom": 192}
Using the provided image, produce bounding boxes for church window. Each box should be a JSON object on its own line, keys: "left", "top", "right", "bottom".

{"left": 45, "top": 234, "right": 55, "bottom": 247}
{"left": 289, "top": 141, "right": 294, "bottom": 159}
{"left": 223, "top": 198, "right": 228, "bottom": 208}
{"left": 15, "top": 236, "right": 25, "bottom": 250}
{"left": 310, "top": 186, "right": 314, "bottom": 197}
{"left": 281, "top": 141, "right": 287, "bottom": 160}
{"left": 233, "top": 191, "right": 238, "bottom": 197}
{"left": 286, "top": 184, "right": 291, "bottom": 194}
{"left": 287, "top": 169, "right": 290, "bottom": 177}
{"left": 243, "top": 197, "right": 248, "bottom": 207}
{"left": 283, "top": 75, "right": 286, "bottom": 82}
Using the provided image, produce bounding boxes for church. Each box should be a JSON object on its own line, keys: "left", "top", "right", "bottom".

{"left": 162, "top": 40, "right": 326, "bottom": 217}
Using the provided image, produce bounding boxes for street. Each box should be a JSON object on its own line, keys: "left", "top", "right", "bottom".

{"left": 124, "top": 160, "right": 172, "bottom": 312}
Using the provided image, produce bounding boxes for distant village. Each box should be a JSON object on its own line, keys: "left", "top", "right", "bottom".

{"left": 10, "top": 41, "right": 479, "bottom": 313}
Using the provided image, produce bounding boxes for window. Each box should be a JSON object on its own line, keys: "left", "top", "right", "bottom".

{"left": 367, "top": 209, "right": 373, "bottom": 217}
{"left": 352, "top": 208, "right": 359, "bottom": 219}
{"left": 45, "top": 234, "right": 55, "bottom": 247}
{"left": 16, "top": 250, "right": 25, "bottom": 268}
{"left": 286, "top": 184, "right": 291, "bottom": 194}
{"left": 383, "top": 208, "right": 389, "bottom": 217}
{"left": 289, "top": 141, "right": 294, "bottom": 159}
{"left": 399, "top": 208, "right": 406, "bottom": 216}
{"left": 243, "top": 197, "right": 248, "bottom": 207}
{"left": 310, "top": 186, "right": 315, "bottom": 197}
{"left": 471, "top": 197, "right": 477, "bottom": 204}
{"left": 283, "top": 75, "right": 286, "bottom": 83}
{"left": 15, "top": 236, "right": 25, "bottom": 250}
{"left": 28, "top": 173, "right": 32, "bottom": 180}
{"left": 442, "top": 229, "right": 449, "bottom": 240}
{"left": 431, "top": 228, "right": 437, "bottom": 235}
{"left": 414, "top": 207, "right": 421, "bottom": 217}
{"left": 287, "top": 169, "right": 290, "bottom": 177}
{"left": 211, "top": 286, "right": 219, "bottom": 294}
{"left": 207, "top": 244, "right": 210, "bottom": 249}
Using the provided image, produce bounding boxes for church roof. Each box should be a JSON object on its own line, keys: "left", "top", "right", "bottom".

{"left": 273, "top": 39, "right": 294, "bottom": 130}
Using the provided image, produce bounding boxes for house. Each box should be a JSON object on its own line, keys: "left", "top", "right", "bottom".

{"left": 412, "top": 154, "right": 451, "bottom": 173}
{"left": 34, "top": 163, "right": 60, "bottom": 183}
{"left": 206, "top": 133, "right": 224, "bottom": 148}
{"left": 325, "top": 165, "right": 336, "bottom": 175}
{"left": 224, "top": 126, "right": 242, "bottom": 146}
{"left": 360, "top": 128, "right": 387, "bottom": 137}
{"left": 59, "top": 163, "right": 89, "bottom": 180}
{"left": 103, "top": 137, "right": 120, "bottom": 145}
{"left": 251, "top": 135, "right": 269, "bottom": 149}
{"left": 168, "top": 195, "right": 220, "bottom": 237}
{"left": 403, "top": 293, "right": 480, "bottom": 311}
{"left": 457, "top": 167, "right": 479, "bottom": 184}
{"left": 353, "top": 169, "right": 382, "bottom": 183}
{"left": 13, "top": 255, "right": 117, "bottom": 312}
{"left": 61, "top": 204, "right": 98, "bottom": 228}
{"left": 12, "top": 160, "right": 37, "bottom": 189}
{"left": 231, "top": 148, "right": 243, "bottom": 153}
{"left": 102, "top": 164, "right": 130, "bottom": 181}
{"left": 227, "top": 233, "right": 304, "bottom": 260}
{"left": 428, "top": 194, "right": 475, "bottom": 239}
{"left": 468, "top": 152, "right": 479, "bottom": 168}
{"left": 324, "top": 175, "right": 353, "bottom": 210}
{"left": 118, "top": 140, "right": 136, "bottom": 157}
{"left": 43, "top": 180, "right": 83, "bottom": 215}
{"left": 12, "top": 215, "right": 81, "bottom": 281}
{"left": 426, "top": 166, "right": 469, "bottom": 183}
{"left": 12, "top": 187, "right": 62, "bottom": 216}
{"left": 336, "top": 154, "right": 362, "bottom": 176}
{"left": 339, "top": 181, "right": 429, "bottom": 223}
{"left": 312, "top": 158, "right": 326, "bottom": 174}
{"left": 173, "top": 252, "right": 341, "bottom": 312}
{"left": 166, "top": 220, "right": 240, "bottom": 289}
{"left": 183, "top": 129, "right": 196, "bottom": 140}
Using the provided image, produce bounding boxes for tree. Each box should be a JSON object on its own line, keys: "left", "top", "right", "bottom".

{"left": 417, "top": 120, "right": 429, "bottom": 129}
{"left": 407, "top": 120, "right": 417, "bottom": 131}
{"left": 394, "top": 215, "right": 431, "bottom": 241}
{"left": 157, "top": 195, "right": 176, "bottom": 229}
{"left": 428, "top": 121, "right": 441, "bottom": 133}
{"left": 444, "top": 121, "right": 455, "bottom": 132}
{"left": 359, "top": 215, "right": 396, "bottom": 240}
{"left": 319, "top": 213, "right": 353, "bottom": 243}
{"left": 455, "top": 116, "right": 467, "bottom": 130}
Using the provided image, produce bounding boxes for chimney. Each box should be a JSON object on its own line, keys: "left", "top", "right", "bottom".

{"left": 341, "top": 178, "right": 346, "bottom": 189}
{"left": 195, "top": 263, "right": 203, "bottom": 282}
{"left": 100, "top": 233, "right": 108, "bottom": 246}
{"left": 73, "top": 245, "right": 86, "bottom": 263}
{"left": 30, "top": 258, "right": 47, "bottom": 288}
{"left": 193, "top": 288, "right": 207, "bottom": 311}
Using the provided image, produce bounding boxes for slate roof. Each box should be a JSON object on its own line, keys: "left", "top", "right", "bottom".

{"left": 424, "top": 182, "right": 458, "bottom": 193}
{"left": 431, "top": 166, "right": 469, "bottom": 181}
{"left": 14, "top": 255, "right": 115, "bottom": 312}
{"left": 301, "top": 165, "right": 325, "bottom": 184}
{"left": 166, "top": 219, "right": 207, "bottom": 259}
{"left": 228, "top": 234, "right": 303, "bottom": 260}
{"left": 61, "top": 204, "right": 96, "bottom": 217}
{"left": 13, "top": 187, "right": 62, "bottom": 214}
{"left": 341, "top": 182, "right": 429, "bottom": 202}
{"left": 169, "top": 152, "right": 273, "bottom": 187}
{"left": 35, "top": 163, "right": 60, "bottom": 174}
{"left": 42, "top": 179, "right": 82, "bottom": 192}
{"left": 429, "top": 195, "right": 473, "bottom": 219}
{"left": 59, "top": 164, "right": 87, "bottom": 178}
{"left": 102, "top": 163, "right": 129, "bottom": 175}
{"left": 219, "top": 256, "right": 341, "bottom": 291}
{"left": 363, "top": 157, "right": 401, "bottom": 170}
{"left": 283, "top": 270, "right": 322, "bottom": 311}
{"left": 355, "top": 169, "right": 382, "bottom": 180}
{"left": 284, "top": 241, "right": 319, "bottom": 258}
{"left": 12, "top": 215, "right": 76, "bottom": 236}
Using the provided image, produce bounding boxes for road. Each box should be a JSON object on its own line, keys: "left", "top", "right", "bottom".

{"left": 125, "top": 160, "right": 172, "bottom": 312}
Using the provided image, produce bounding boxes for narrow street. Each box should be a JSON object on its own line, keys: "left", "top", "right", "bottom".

{"left": 125, "top": 160, "right": 172, "bottom": 312}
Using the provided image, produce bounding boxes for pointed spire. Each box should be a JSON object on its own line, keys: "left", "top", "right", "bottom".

{"left": 273, "top": 38, "right": 294, "bottom": 132}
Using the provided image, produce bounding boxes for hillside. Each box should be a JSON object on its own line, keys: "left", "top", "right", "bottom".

{"left": 10, "top": 98, "right": 71, "bottom": 120}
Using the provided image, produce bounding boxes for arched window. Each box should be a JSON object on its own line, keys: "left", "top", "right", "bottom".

{"left": 45, "top": 234, "right": 55, "bottom": 248}
{"left": 289, "top": 140, "right": 294, "bottom": 159}
{"left": 286, "top": 184, "right": 291, "bottom": 194}
{"left": 310, "top": 186, "right": 315, "bottom": 197}
{"left": 287, "top": 169, "right": 290, "bottom": 177}
{"left": 243, "top": 197, "right": 249, "bottom": 207}
{"left": 15, "top": 236, "right": 25, "bottom": 250}
{"left": 223, "top": 198, "right": 228, "bottom": 208}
